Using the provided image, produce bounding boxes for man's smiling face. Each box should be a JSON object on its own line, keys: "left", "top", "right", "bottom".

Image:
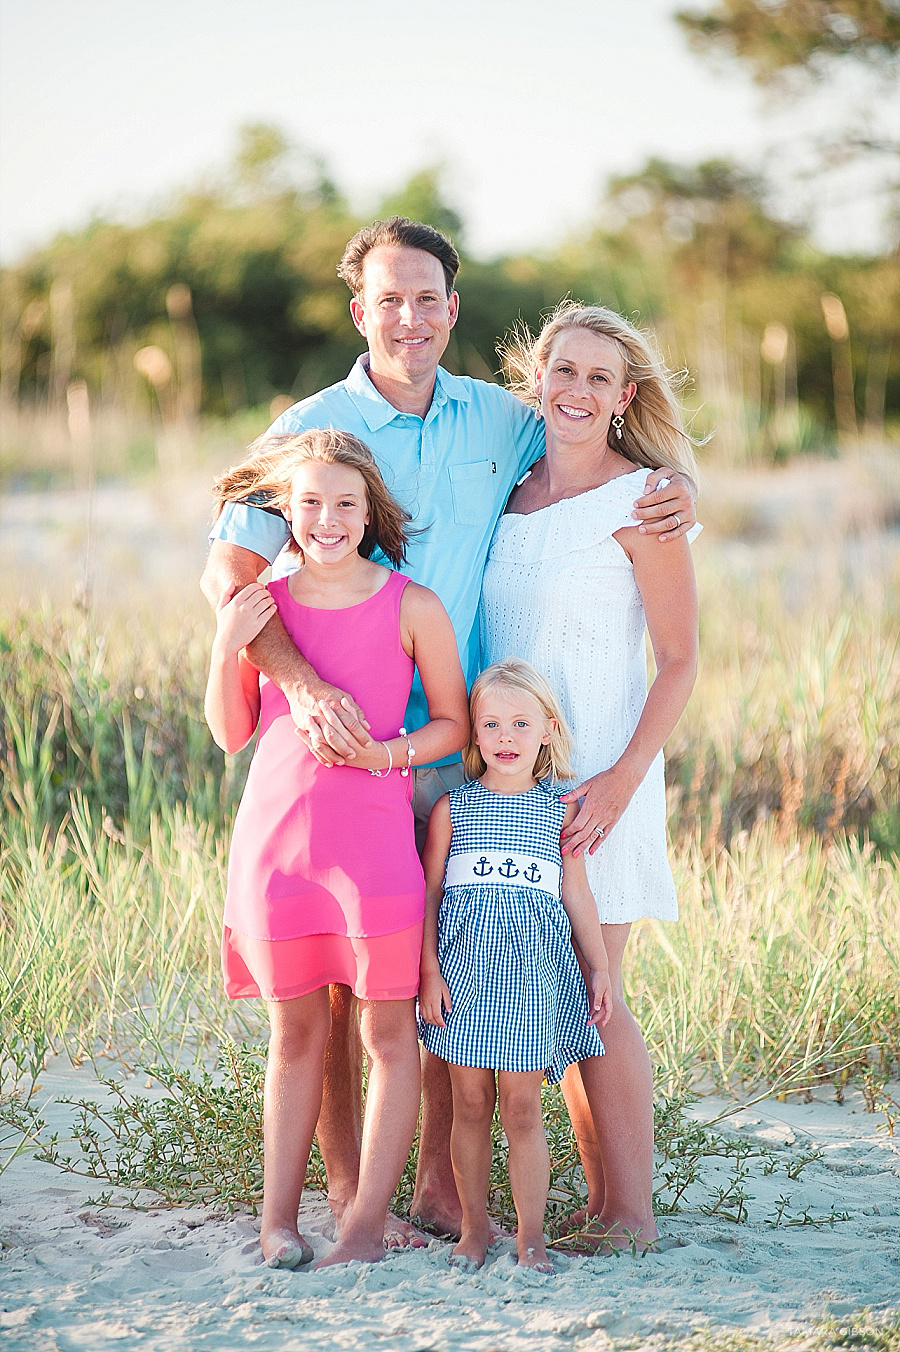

{"left": 350, "top": 245, "right": 459, "bottom": 389}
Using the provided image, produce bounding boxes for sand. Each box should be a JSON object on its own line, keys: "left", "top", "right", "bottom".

{"left": 1, "top": 1063, "right": 898, "bottom": 1351}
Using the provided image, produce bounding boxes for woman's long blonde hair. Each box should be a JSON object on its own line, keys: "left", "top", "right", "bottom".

{"left": 499, "top": 300, "right": 700, "bottom": 482}
{"left": 212, "top": 428, "right": 413, "bottom": 567}
{"left": 464, "top": 659, "right": 575, "bottom": 784}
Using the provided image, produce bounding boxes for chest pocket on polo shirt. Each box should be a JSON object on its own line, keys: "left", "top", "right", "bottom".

{"left": 448, "top": 461, "right": 496, "bottom": 527}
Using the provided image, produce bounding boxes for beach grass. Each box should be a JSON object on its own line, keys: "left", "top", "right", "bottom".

{"left": 1, "top": 457, "right": 899, "bottom": 1214}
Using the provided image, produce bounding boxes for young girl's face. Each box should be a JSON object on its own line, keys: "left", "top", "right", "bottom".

{"left": 284, "top": 461, "right": 370, "bottom": 565}
{"left": 472, "top": 686, "right": 555, "bottom": 780}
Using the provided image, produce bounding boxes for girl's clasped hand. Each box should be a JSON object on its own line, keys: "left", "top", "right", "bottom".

{"left": 214, "top": 581, "right": 277, "bottom": 655}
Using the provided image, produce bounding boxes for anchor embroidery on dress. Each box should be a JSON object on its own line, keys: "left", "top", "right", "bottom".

{"left": 472, "top": 857, "right": 492, "bottom": 877}
{"left": 523, "top": 862, "right": 542, "bottom": 883}
{"left": 498, "top": 858, "right": 519, "bottom": 878}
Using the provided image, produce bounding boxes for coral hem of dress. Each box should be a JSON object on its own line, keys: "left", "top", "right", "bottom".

{"left": 222, "top": 922, "right": 423, "bottom": 1002}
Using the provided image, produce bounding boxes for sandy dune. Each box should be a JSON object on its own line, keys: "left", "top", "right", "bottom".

{"left": 1, "top": 1064, "right": 898, "bottom": 1351}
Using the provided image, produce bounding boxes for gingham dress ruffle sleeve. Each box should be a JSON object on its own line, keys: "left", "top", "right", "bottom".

{"left": 419, "top": 779, "right": 603, "bottom": 1083}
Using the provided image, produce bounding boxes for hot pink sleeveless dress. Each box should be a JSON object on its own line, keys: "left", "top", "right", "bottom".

{"left": 222, "top": 569, "right": 425, "bottom": 1002}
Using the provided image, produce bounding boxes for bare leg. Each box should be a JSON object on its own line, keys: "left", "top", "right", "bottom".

{"left": 410, "top": 765, "right": 467, "bottom": 1238}
{"left": 260, "top": 988, "right": 331, "bottom": 1267}
{"left": 409, "top": 1047, "right": 464, "bottom": 1235}
{"left": 561, "top": 923, "right": 659, "bottom": 1249}
{"left": 497, "top": 1070, "right": 553, "bottom": 1272}
{"left": 447, "top": 1064, "right": 496, "bottom": 1268}
{"left": 315, "top": 997, "right": 421, "bottom": 1269}
{"left": 315, "top": 983, "right": 363, "bottom": 1230}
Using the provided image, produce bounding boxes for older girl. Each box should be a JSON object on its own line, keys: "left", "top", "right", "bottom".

{"left": 206, "top": 429, "right": 468, "bottom": 1269}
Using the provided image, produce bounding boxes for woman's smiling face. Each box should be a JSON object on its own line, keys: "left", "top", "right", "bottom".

{"left": 536, "top": 328, "right": 636, "bottom": 447}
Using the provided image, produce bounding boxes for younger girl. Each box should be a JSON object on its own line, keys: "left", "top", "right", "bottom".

{"left": 419, "top": 660, "right": 611, "bottom": 1273}
{"left": 206, "top": 429, "right": 469, "bottom": 1270}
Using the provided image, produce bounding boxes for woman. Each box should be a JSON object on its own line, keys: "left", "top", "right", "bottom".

{"left": 479, "top": 301, "right": 700, "bottom": 1250}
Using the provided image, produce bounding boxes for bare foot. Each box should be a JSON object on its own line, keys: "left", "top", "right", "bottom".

{"left": 313, "top": 1234, "right": 386, "bottom": 1270}
{"left": 517, "top": 1241, "right": 554, "bottom": 1274}
{"left": 260, "top": 1227, "right": 313, "bottom": 1269}
{"left": 449, "top": 1223, "right": 490, "bottom": 1271}
{"left": 384, "top": 1214, "right": 429, "bottom": 1250}
{"left": 410, "top": 1196, "right": 463, "bottom": 1240}
{"left": 447, "top": 1252, "right": 479, "bottom": 1273}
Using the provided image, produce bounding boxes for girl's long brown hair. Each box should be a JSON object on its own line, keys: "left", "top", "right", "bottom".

{"left": 213, "top": 428, "right": 413, "bottom": 567}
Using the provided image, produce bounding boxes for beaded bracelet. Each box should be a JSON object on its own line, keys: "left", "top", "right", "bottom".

{"left": 399, "top": 727, "right": 416, "bottom": 777}
{"left": 368, "top": 742, "right": 393, "bottom": 777}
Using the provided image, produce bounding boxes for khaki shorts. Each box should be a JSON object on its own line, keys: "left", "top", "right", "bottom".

{"left": 412, "top": 762, "right": 467, "bottom": 856}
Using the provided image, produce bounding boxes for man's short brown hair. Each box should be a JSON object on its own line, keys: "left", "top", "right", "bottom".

{"left": 337, "top": 217, "right": 460, "bottom": 298}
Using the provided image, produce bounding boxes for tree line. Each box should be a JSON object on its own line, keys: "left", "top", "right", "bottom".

{"left": 2, "top": 1, "right": 898, "bottom": 462}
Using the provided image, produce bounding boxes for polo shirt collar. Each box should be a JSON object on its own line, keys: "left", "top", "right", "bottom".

{"left": 345, "top": 356, "right": 470, "bottom": 431}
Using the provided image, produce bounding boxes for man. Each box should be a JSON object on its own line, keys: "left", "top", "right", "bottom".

{"left": 201, "top": 216, "right": 696, "bottom": 1242}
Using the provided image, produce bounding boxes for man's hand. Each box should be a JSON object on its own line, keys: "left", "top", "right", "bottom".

{"left": 632, "top": 469, "right": 697, "bottom": 541}
{"left": 286, "top": 680, "right": 373, "bottom": 768}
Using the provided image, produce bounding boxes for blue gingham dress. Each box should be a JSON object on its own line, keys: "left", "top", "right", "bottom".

{"left": 420, "top": 779, "right": 604, "bottom": 1083}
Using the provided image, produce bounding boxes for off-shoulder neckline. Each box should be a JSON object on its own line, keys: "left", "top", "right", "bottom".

{"left": 500, "top": 466, "right": 647, "bottom": 524}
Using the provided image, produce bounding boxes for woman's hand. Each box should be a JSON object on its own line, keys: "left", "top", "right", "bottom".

{"left": 214, "top": 582, "right": 277, "bottom": 658}
{"left": 419, "top": 967, "right": 452, "bottom": 1027}
{"left": 588, "top": 968, "right": 613, "bottom": 1029}
{"left": 560, "top": 764, "right": 640, "bottom": 857}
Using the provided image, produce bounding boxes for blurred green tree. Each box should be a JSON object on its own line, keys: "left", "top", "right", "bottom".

{"left": 1, "top": 127, "right": 896, "bottom": 453}
{"left": 675, "top": 0, "right": 900, "bottom": 81}
{"left": 377, "top": 167, "right": 466, "bottom": 247}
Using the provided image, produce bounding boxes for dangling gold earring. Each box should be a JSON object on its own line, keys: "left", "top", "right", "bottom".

{"left": 612, "top": 414, "right": 625, "bottom": 439}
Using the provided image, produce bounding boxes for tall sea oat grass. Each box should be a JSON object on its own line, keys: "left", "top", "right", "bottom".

{"left": 667, "top": 532, "right": 900, "bottom": 853}
{"left": 1, "top": 566, "right": 897, "bottom": 1095}
{"left": 637, "top": 828, "right": 899, "bottom": 1092}
{"left": 1, "top": 462, "right": 898, "bottom": 1201}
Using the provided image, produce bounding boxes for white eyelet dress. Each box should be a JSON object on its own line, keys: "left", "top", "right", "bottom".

{"left": 480, "top": 467, "right": 698, "bottom": 926}
{"left": 419, "top": 779, "right": 604, "bottom": 1083}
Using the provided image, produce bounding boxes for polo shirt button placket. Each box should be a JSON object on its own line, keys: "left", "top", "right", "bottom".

{"left": 420, "top": 427, "right": 433, "bottom": 474}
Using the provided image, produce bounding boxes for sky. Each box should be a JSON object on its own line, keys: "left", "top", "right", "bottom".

{"left": 0, "top": 0, "right": 896, "bottom": 265}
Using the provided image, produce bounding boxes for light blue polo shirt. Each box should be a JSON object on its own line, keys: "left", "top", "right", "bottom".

{"left": 210, "top": 356, "right": 546, "bottom": 755}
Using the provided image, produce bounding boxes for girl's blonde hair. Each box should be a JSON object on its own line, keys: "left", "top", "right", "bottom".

{"left": 499, "top": 299, "right": 700, "bottom": 483}
{"left": 212, "top": 428, "right": 413, "bottom": 567}
{"left": 464, "top": 659, "right": 575, "bottom": 784}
